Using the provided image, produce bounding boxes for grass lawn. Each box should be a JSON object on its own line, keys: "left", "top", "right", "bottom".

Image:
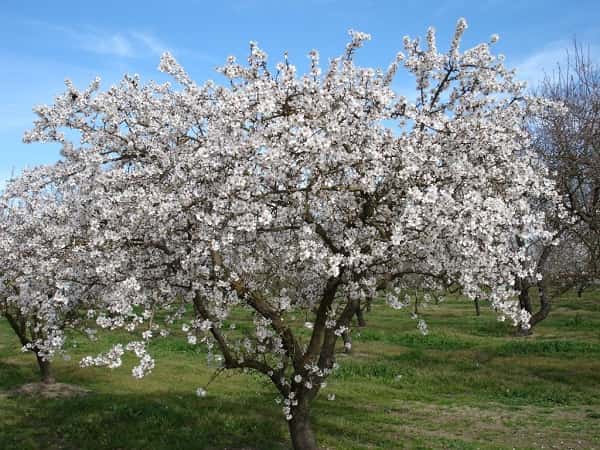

{"left": 1, "top": 291, "right": 600, "bottom": 449}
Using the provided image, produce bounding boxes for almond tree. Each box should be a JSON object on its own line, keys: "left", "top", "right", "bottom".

{"left": 20, "top": 19, "right": 558, "bottom": 449}
{"left": 0, "top": 172, "right": 99, "bottom": 383}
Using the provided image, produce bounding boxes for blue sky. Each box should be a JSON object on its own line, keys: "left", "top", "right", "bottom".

{"left": 1, "top": 0, "right": 599, "bottom": 187}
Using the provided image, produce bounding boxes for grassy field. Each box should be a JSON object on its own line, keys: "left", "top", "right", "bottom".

{"left": 1, "top": 291, "right": 600, "bottom": 450}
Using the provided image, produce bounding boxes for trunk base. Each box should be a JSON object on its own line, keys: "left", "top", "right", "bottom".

{"left": 515, "top": 326, "right": 533, "bottom": 337}
{"left": 36, "top": 355, "right": 55, "bottom": 384}
{"left": 288, "top": 405, "right": 317, "bottom": 450}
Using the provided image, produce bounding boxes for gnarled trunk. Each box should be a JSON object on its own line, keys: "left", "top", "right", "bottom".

{"left": 516, "top": 280, "right": 551, "bottom": 336}
{"left": 3, "top": 311, "right": 55, "bottom": 382}
{"left": 288, "top": 398, "right": 317, "bottom": 450}
{"left": 528, "top": 283, "right": 551, "bottom": 329}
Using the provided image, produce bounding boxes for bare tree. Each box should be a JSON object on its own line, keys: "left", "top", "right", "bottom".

{"left": 518, "top": 41, "right": 600, "bottom": 334}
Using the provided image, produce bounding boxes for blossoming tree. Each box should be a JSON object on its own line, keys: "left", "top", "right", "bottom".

{"left": 0, "top": 169, "right": 101, "bottom": 383}
{"left": 19, "top": 19, "right": 558, "bottom": 449}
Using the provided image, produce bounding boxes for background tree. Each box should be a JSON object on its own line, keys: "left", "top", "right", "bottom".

{"left": 19, "top": 20, "right": 558, "bottom": 449}
{"left": 517, "top": 42, "right": 600, "bottom": 334}
{"left": 0, "top": 173, "right": 98, "bottom": 383}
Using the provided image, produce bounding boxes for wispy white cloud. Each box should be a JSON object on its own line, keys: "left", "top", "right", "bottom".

{"left": 129, "top": 32, "right": 169, "bottom": 56}
{"left": 24, "top": 20, "right": 170, "bottom": 58}
{"left": 515, "top": 40, "right": 600, "bottom": 88}
{"left": 515, "top": 41, "right": 568, "bottom": 87}
{"left": 79, "top": 32, "right": 136, "bottom": 57}
{"left": 76, "top": 29, "right": 171, "bottom": 58}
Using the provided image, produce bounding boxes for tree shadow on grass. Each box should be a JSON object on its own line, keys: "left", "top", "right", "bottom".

{"left": 0, "top": 360, "right": 33, "bottom": 388}
{"left": 0, "top": 353, "right": 293, "bottom": 449}
{"left": 0, "top": 389, "right": 291, "bottom": 450}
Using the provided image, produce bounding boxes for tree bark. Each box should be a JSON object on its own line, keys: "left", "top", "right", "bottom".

{"left": 529, "top": 283, "right": 552, "bottom": 329}
{"left": 516, "top": 279, "right": 552, "bottom": 335}
{"left": 35, "top": 354, "right": 55, "bottom": 384}
{"left": 342, "top": 330, "right": 352, "bottom": 353}
{"left": 356, "top": 307, "right": 366, "bottom": 327}
{"left": 288, "top": 398, "right": 318, "bottom": 450}
{"left": 3, "top": 312, "right": 55, "bottom": 382}
{"left": 474, "top": 297, "right": 481, "bottom": 316}
{"left": 518, "top": 283, "right": 533, "bottom": 314}
{"left": 516, "top": 281, "right": 534, "bottom": 335}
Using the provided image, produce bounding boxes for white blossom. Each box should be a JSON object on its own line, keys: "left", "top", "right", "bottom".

{"left": 196, "top": 387, "right": 207, "bottom": 398}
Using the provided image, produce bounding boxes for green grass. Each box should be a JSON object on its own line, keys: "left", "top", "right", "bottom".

{"left": 1, "top": 290, "right": 600, "bottom": 449}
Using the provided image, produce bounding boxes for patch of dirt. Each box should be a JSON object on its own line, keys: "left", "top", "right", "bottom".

{"left": 7, "top": 382, "right": 91, "bottom": 399}
{"left": 384, "top": 401, "right": 600, "bottom": 449}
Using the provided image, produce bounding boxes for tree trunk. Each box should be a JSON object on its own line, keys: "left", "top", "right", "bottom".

{"left": 518, "top": 283, "right": 532, "bottom": 314}
{"left": 342, "top": 330, "right": 352, "bottom": 353}
{"left": 288, "top": 398, "right": 318, "bottom": 450}
{"left": 516, "top": 281, "right": 534, "bottom": 335}
{"left": 474, "top": 297, "right": 481, "bottom": 316}
{"left": 516, "top": 280, "right": 552, "bottom": 335}
{"left": 35, "top": 354, "right": 55, "bottom": 384}
{"left": 3, "top": 312, "right": 55, "bottom": 382}
{"left": 529, "top": 283, "right": 551, "bottom": 329}
{"left": 356, "top": 307, "right": 366, "bottom": 327}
